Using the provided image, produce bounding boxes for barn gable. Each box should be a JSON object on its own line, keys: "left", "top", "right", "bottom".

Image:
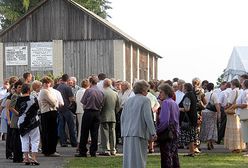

{"left": 0, "top": 0, "right": 123, "bottom": 42}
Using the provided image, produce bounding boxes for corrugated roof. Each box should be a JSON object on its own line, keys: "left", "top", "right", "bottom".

{"left": 0, "top": 0, "right": 162, "bottom": 58}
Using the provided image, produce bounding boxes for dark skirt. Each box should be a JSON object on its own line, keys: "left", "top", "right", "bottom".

{"left": 179, "top": 126, "right": 197, "bottom": 145}
{"left": 159, "top": 124, "right": 180, "bottom": 168}
{"left": 41, "top": 111, "right": 58, "bottom": 155}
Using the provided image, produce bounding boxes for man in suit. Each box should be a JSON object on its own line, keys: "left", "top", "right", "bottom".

{"left": 121, "top": 80, "right": 157, "bottom": 168}
{"left": 99, "top": 78, "right": 120, "bottom": 156}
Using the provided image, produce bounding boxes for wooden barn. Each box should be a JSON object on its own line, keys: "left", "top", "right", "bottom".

{"left": 0, "top": 0, "right": 161, "bottom": 83}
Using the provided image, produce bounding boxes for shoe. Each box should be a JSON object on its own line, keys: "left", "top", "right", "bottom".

{"left": 148, "top": 149, "right": 154, "bottom": 153}
{"left": 71, "top": 144, "right": 77, "bottom": 147}
{"left": 31, "top": 161, "right": 40, "bottom": 166}
{"left": 99, "top": 152, "right": 111, "bottom": 156}
{"left": 232, "top": 149, "right": 241, "bottom": 153}
{"left": 61, "top": 144, "right": 68, "bottom": 147}
{"left": 6, "top": 156, "right": 13, "bottom": 160}
{"left": 210, "top": 143, "right": 214, "bottom": 149}
{"left": 75, "top": 153, "right": 87, "bottom": 157}
{"left": 243, "top": 153, "right": 248, "bottom": 157}
{"left": 90, "top": 154, "right": 96, "bottom": 157}
{"left": 184, "top": 153, "right": 195, "bottom": 157}
{"left": 23, "top": 160, "right": 30, "bottom": 165}
{"left": 194, "top": 148, "right": 201, "bottom": 154}
{"left": 207, "top": 143, "right": 211, "bottom": 150}
{"left": 110, "top": 152, "right": 116, "bottom": 156}
{"left": 178, "top": 145, "right": 184, "bottom": 149}
{"left": 49, "top": 152, "right": 61, "bottom": 157}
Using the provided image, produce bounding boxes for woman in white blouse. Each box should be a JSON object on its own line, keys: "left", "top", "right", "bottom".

{"left": 38, "top": 76, "right": 59, "bottom": 157}
{"left": 200, "top": 83, "right": 220, "bottom": 150}
{"left": 75, "top": 79, "right": 89, "bottom": 148}
{"left": 224, "top": 79, "right": 246, "bottom": 153}
{"left": 232, "top": 79, "right": 248, "bottom": 156}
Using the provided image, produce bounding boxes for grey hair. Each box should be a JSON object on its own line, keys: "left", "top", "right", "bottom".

{"left": 177, "top": 79, "right": 185, "bottom": 85}
{"left": 69, "top": 77, "right": 77, "bottom": 82}
{"left": 121, "top": 81, "right": 131, "bottom": 89}
{"left": 32, "top": 80, "right": 42, "bottom": 87}
{"left": 133, "top": 80, "right": 150, "bottom": 94}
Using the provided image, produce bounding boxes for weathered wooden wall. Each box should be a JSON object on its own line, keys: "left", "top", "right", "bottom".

{"left": 0, "top": 0, "right": 122, "bottom": 42}
{"left": 63, "top": 40, "right": 114, "bottom": 81}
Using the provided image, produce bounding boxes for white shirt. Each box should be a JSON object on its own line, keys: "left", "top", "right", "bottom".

{"left": 0, "top": 87, "right": 7, "bottom": 100}
{"left": 239, "top": 89, "right": 248, "bottom": 105}
{"left": 146, "top": 92, "right": 160, "bottom": 121}
{"left": 146, "top": 92, "right": 159, "bottom": 109}
{"left": 203, "top": 91, "right": 219, "bottom": 112}
{"left": 119, "top": 89, "right": 132, "bottom": 108}
{"left": 75, "top": 88, "right": 86, "bottom": 114}
{"left": 215, "top": 88, "right": 227, "bottom": 107}
{"left": 175, "top": 90, "right": 185, "bottom": 105}
{"left": 236, "top": 88, "right": 244, "bottom": 115}
{"left": 97, "top": 80, "right": 104, "bottom": 91}
{"left": 51, "top": 88, "right": 64, "bottom": 108}
{"left": 224, "top": 88, "right": 232, "bottom": 103}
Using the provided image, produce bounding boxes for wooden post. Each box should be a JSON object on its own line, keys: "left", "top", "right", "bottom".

{"left": 147, "top": 53, "right": 150, "bottom": 81}
{"left": 0, "top": 43, "right": 3, "bottom": 82}
{"left": 130, "top": 44, "right": 133, "bottom": 83}
{"left": 123, "top": 42, "right": 126, "bottom": 81}
{"left": 53, "top": 40, "right": 64, "bottom": 77}
{"left": 114, "top": 40, "right": 125, "bottom": 81}
{"left": 137, "top": 48, "right": 140, "bottom": 80}
{"left": 152, "top": 56, "right": 155, "bottom": 80}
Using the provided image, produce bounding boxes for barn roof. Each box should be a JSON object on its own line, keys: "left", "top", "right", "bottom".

{"left": 0, "top": 0, "right": 162, "bottom": 58}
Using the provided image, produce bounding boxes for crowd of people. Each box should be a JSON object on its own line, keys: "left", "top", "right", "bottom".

{"left": 0, "top": 72, "right": 248, "bottom": 168}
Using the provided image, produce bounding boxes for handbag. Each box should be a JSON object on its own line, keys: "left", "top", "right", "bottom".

{"left": 239, "top": 109, "right": 248, "bottom": 121}
{"left": 225, "top": 91, "right": 238, "bottom": 115}
{"left": 157, "top": 128, "right": 174, "bottom": 142}
{"left": 225, "top": 107, "right": 236, "bottom": 115}
{"left": 181, "top": 113, "right": 190, "bottom": 130}
{"left": 206, "top": 93, "right": 217, "bottom": 112}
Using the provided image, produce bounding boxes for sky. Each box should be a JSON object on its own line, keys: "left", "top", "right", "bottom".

{"left": 109, "top": 0, "right": 248, "bottom": 83}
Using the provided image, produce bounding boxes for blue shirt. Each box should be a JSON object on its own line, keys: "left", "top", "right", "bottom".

{"left": 81, "top": 85, "right": 104, "bottom": 111}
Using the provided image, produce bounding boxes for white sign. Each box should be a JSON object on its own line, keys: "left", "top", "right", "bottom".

{"left": 5, "top": 46, "right": 28, "bottom": 65}
{"left": 31, "top": 42, "right": 53, "bottom": 71}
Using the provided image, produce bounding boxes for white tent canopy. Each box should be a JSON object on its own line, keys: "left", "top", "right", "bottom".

{"left": 223, "top": 46, "right": 248, "bottom": 81}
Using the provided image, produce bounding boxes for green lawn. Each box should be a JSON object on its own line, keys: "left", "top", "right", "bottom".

{"left": 66, "top": 153, "right": 248, "bottom": 168}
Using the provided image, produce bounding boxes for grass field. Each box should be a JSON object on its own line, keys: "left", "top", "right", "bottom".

{"left": 66, "top": 153, "right": 248, "bottom": 168}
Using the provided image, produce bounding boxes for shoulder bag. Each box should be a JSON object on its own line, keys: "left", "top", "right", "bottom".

{"left": 181, "top": 112, "right": 191, "bottom": 130}
{"left": 157, "top": 127, "right": 174, "bottom": 142}
{"left": 206, "top": 93, "right": 217, "bottom": 112}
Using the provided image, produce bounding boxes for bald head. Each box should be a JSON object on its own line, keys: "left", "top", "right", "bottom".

{"left": 103, "top": 78, "right": 112, "bottom": 88}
